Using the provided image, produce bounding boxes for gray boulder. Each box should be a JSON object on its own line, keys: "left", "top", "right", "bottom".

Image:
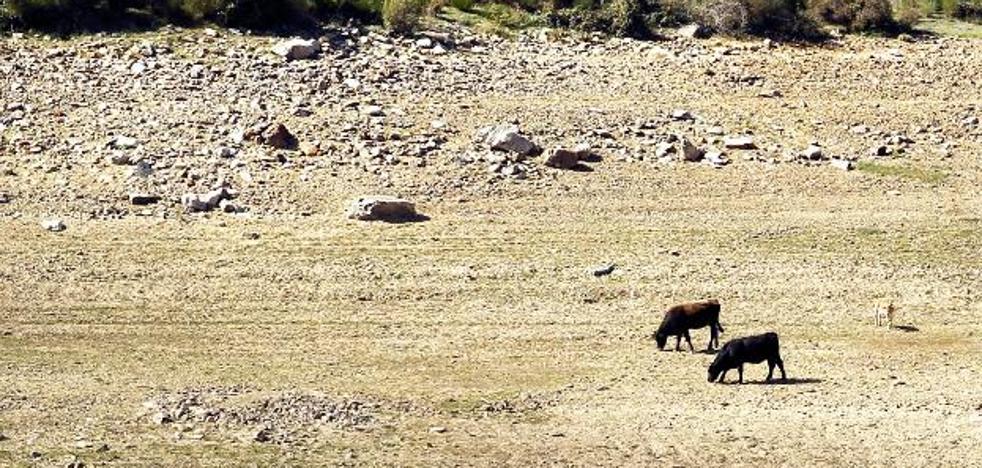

{"left": 677, "top": 24, "right": 711, "bottom": 39}
{"left": 42, "top": 218, "right": 66, "bottom": 232}
{"left": 680, "top": 137, "right": 704, "bottom": 162}
{"left": 723, "top": 135, "right": 756, "bottom": 150}
{"left": 182, "top": 187, "right": 232, "bottom": 213}
{"left": 480, "top": 124, "right": 541, "bottom": 156}
{"left": 347, "top": 196, "right": 420, "bottom": 222}
{"left": 273, "top": 39, "right": 321, "bottom": 60}
{"left": 801, "top": 144, "right": 825, "bottom": 160}
{"left": 544, "top": 147, "right": 580, "bottom": 169}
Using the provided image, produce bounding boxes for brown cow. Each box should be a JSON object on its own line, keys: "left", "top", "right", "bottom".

{"left": 653, "top": 299, "right": 724, "bottom": 352}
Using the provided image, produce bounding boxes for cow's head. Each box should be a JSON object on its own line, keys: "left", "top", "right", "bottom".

{"left": 654, "top": 332, "right": 668, "bottom": 350}
{"left": 707, "top": 354, "right": 725, "bottom": 382}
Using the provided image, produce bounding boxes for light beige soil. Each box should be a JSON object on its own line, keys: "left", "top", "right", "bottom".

{"left": 0, "top": 27, "right": 980, "bottom": 466}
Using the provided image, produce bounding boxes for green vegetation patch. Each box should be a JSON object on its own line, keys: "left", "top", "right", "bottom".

{"left": 856, "top": 161, "right": 948, "bottom": 184}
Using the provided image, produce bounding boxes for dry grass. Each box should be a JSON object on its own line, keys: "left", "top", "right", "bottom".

{"left": 1, "top": 30, "right": 981, "bottom": 467}
{"left": 1, "top": 185, "right": 980, "bottom": 466}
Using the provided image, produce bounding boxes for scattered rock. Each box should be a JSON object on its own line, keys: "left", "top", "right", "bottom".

{"left": 182, "top": 187, "right": 233, "bottom": 213}
{"left": 671, "top": 109, "right": 694, "bottom": 121}
{"left": 347, "top": 196, "right": 419, "bottom": 222}
{"left": 0, "top": 193, "right": 9, "bottom": 204}
{"left": 706, "top": 150, "right": 729, "bottom": 167}
{"left": 253, "top": 427, "right": 273, "bottom": 443}
{"left": 109, "top": 151, "right": 133, "bottom": 165}
{"left": 677, "top": 24, "right": 710, "bottom": 39}
{"left": 680, "top": 137, "right": 704, "bottom": 162}
{"left": 218, "top": 199, "right": 240, "bottom": 213}
{"left": 261, "top": 123, "right": 298, "bottom": 150}
{"left": 129, "top": 193, "right": 160, "bottom": 206}
{"left": 361, "top": 105, "right": 384, "bottom": 117}
{"left": 108, "top": 135, "right": 139, "bottom": 150}
{"left": 272, "top": 38, "right": 321, "bottom": 60}
{"left": 129, "top": 161, "right": 153, "bottom": 179}
{"left": 850, "top": 125, "right": 871, "bottom": 135}
{"left": 299, "top": 141, "right": 321, "bottom": 157}
{"left": 216, "top": 146, "right": 237, "bottom": 158}
{"left": 151, "top": 411, "right": 172, "bottom": 425}
{"left": 872, "top": 145, "right": 892, "bottom": 157}
{"left": 544, "top": 147, "right": 580, "bottom": 170}
{"left": 592, "top": 264, "right": 616, "bottom": 277}
{"left": 654, "top": 141, "right": 675, "bottom": 159}
{"left": 42, "top": 218, "right": 66, "bottom": 232}
{"left": 801, "top": 144, "right": 825, "bottom": 160}
{"left": 723, "top": 135, "right": 756, "bottom": 150}
{"left": 758, "top": 89, "right": 782, "bottom": 98}
{"left": 830, "top": 159, "right": 854, "bottom": 171}
{"left": 429, "top": 426, "right": 448, "bottom": 434}
{"left": 480, "top": 124, "right": 541, "bottom": 156}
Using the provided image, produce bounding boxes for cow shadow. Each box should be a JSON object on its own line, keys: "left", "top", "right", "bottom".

{"left": 742, "top": 377, "right": 823, "bottom": 386}
{"left": 893, "top": 325, "right": 920, "bottom": 333}
{"left": 580, "top": 154, "right": 603, "bottom": 163}
{"left": 569, "top": 163, "right": 595, "bottom": 172}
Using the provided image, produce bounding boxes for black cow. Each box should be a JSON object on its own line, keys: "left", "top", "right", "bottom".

{"left": 708, "top": 332, "right": 786, "bottom": 384}
{"left": 653, "top": 299, "right": 724, "bottom": 352}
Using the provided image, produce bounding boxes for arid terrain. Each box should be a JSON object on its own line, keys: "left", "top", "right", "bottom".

{"left": 1, "top": 22, "right": 981, "bottom": 466}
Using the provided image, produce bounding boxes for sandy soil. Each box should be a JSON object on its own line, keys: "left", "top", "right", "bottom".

{"left": 0, "top": 25, "right": 980, "bottom": 466}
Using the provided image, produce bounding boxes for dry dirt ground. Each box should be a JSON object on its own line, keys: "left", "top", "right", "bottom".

{"left": 1, "top": 24, "right": 981, "bottom": 467}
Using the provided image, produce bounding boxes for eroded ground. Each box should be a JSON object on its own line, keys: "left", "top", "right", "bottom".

{"left": 1, "top": 24, "right": 981, "bottom": 466}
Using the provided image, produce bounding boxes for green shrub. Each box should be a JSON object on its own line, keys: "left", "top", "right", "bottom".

{"left": 547, "top": 0, "right": 655, "bottom": 37}
{"left": 807, "top": 0, "right": 895, "bottom": 30}
{"left": 449, "top": 0, "right": 475, "bottom": 11}
{"left": 382, "top": 0, "right": 424, "bottom": 33}
{"left": 683, "top": 0, "right": 809, "bottom": 35}
{"left": 952, "top": 0, "right": 982, "bottom": 20}
{"left": 893, "top": 1, "right": 922, "bottom": 28}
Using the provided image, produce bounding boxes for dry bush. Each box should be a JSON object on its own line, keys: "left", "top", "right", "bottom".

{"left": 693, "top": 0, "right": 749, "bottom": 33}
{"left": 807, "top": 0, "right": 894, "bottom": 31}
{"left": 894, "top": 5, "right": 921, "bottom": 28}
{"left": 382, "top": 0, "right": 425, "bottom": 33}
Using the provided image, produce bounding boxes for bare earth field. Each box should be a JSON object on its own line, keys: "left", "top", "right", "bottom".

{"left": 1, "top": 24, "right": 981, "bottom": 466}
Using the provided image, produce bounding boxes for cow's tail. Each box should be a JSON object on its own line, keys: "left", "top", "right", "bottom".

{"left": 716, "top": 321, "right": 724, "bottom": 334}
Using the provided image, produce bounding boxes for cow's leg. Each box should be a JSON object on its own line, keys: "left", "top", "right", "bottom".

{"left": 776, "top": 357, "right": 787, "bottom": 381}
{"left": 684, "top": 330, "right": 694, "bottom": 352}
{"left": 767, "top": 360, "right": 775, "bottom": 382}
{"left": 675, "top": 335, "right": 681, "bottom": 352}
{"left": 738, "top": 365, "right": 744, "bottom": 384}
{"left": 708, "top": 325, "right": 717, "bottom": 351}
{"left": 718, "top": 370, "right": 727, "bottom": 383}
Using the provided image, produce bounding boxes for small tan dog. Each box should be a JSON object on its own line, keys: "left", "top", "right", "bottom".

{"left": 873, "top": 303, "right": 896, "bottom": 328}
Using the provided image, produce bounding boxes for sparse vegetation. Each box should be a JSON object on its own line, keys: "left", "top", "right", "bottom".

{"left": 807, "top": 0, "right": 897, "bottom": 31}
{"left": 857, "top": 161, "right": 948, "bottom": 184}
{"left": 0, "top": 0, "right": 972, "bottom": 35}
{"left": 383, "top": 0, "right": 425, "bottom": 33}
